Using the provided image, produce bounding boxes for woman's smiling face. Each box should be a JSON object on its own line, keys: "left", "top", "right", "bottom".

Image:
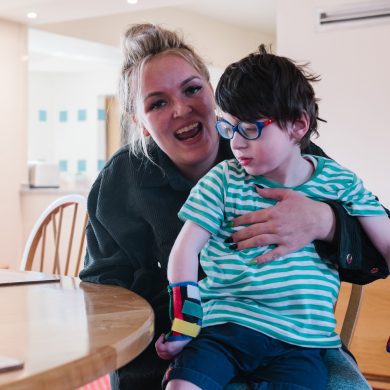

{"left": 138, "top": 53, "right": 220, "bottom": 181}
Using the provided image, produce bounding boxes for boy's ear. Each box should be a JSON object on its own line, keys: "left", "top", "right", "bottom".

{"left": 291, "top": 112, "right": 309, "bottom": 142}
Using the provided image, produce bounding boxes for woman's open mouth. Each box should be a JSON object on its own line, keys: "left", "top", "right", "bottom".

{"left": 175, "top": 122, "right": 202, "bottom": 141}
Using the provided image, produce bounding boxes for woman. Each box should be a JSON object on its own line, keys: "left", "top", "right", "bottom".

{"left": 79, "top": 23, "right": 388, "bottom": 389}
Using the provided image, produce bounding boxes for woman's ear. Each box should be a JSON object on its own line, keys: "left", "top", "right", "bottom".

{"left": 133, "top": 114, "right": 150, "bottom": 137}
{"left": 291, "top": 112, "right": 309, "bottom": 143}
{"left": 142, "top": 127, "right": 150, "bottom": 137}
{"left": 131, "top": 113, "right": 150, "bottom": 137}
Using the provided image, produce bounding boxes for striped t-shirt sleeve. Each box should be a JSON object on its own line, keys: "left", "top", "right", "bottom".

{"left": 178, "top": 162, "right": 227, "bottom": 235}
{"left": 336, "top": 169, "right": 385, "bottom": 216}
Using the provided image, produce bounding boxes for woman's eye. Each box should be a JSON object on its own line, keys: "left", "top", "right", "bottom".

{"left": 185, "top": 85, "right": 202, "bottom": 96}
{"left": 149, "top": 100, "right": 166, "bottom": 111}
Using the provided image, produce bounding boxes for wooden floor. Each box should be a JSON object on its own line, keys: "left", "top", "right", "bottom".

{"left": 335, "top": 278, "right": 390, "bottom": 389}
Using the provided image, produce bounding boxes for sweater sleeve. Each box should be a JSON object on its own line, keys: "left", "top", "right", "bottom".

{"left": 304, "top": 142, "right": 389, "bottom": 284}
{"left": 79, "top": 173, "right": 136, "bottom": 289}
{"left": 79, "top": 150, "right": 172, "bottom": 385}
{"left": 79, "top": 150, "right": 165, "bottom": 302}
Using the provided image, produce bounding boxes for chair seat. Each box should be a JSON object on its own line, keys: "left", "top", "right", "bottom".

{"left": 224, "top": 348, "right": 370, "bottom": 390}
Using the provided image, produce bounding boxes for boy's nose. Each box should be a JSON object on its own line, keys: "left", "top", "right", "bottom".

{"left": 230, "top": 131, "right": 247, "bottom": 149}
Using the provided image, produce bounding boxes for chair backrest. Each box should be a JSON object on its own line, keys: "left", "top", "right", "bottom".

{"left": 336, "top": 283, "right": 364, "bottom": 348}
{"left": 20, "top": 194, "right": 88, "bottom": 277}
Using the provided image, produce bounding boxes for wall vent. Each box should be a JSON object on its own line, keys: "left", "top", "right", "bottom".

{"left": 319, "top": 2, "right": 390, "bottom": 26}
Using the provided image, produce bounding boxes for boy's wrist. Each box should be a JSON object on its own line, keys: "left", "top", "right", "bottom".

{"left": 165, "top": 333, "right": 192, "bottom": 342}
{"left": 167, "top": 281, "right": 203, "bottom": 340}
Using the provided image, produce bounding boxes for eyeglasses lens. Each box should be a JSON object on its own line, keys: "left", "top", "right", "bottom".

{"left": 217, "top": 122, "right": 233, "bottom": 139}
{"left": 239, "top": 123, "right": 259, "bottom": 140}
{"left": 216, "top": 120, "right": 270, "bottom": 140}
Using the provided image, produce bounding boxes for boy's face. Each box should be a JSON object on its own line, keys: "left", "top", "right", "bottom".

{"left": 224, "top": 112, "right": 300, "bottom": 183}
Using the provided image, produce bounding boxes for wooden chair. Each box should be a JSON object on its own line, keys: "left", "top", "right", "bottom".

{"left": 337, "top": 283, "right": 364, "bottom": 348}
{"left": 20, "top": 194, "right": 88, "bottom": 277}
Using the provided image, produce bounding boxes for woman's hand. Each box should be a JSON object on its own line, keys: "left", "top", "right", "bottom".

{"left": 155, "top": 334, "right": 191, "bottom": 360}
{"left": 229, "top": 187, "right": 336, "bottom": 264}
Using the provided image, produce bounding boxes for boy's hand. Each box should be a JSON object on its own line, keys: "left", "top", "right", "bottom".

{"left": 155, "top": 333, "right": 191, "bottom": 360}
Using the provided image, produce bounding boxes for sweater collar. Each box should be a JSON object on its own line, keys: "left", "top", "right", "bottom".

{"left": 137, "top": 138, "right": 233, "bottom": 191}
{"left": 136, "top": 141, "right": 192, "bottom": 191}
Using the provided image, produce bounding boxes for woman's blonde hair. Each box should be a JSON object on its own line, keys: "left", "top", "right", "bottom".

{"left": 119, "top": 23, "right": 210, "bottom": 158}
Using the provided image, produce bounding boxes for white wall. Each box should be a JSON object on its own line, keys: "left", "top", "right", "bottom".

{"left": 0, "top": 18, "right": 27, "bottom": 268}
{"left": 277, "top": 0, "right": 390, "bottom": 205}
{"left": 29, "top": 70, "right": 118, "bottom": 185}
{"left": 38, "top": 7, "right": 274, "bottom": 70}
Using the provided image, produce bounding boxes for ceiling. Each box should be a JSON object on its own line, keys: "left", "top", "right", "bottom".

{"left": 0, "top": 0, "right": 276, "bottom": 35}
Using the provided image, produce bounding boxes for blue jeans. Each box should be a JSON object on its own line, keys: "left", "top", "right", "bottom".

{"left": 162, "top": 323, "right": 328, "bottom": 390}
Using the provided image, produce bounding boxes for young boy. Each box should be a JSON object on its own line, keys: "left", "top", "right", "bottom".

{"left": 156, "top": 45, "right": 390, "bottom": 390}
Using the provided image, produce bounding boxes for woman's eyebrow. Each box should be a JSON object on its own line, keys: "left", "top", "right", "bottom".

{"left": 144, "top": 91, "right": 163, "bottom": 101}
{"left": 144, "top": 76, "right": 202, "bottom": 101}
{"left": 181, "top": 75, "right": 201, "bottom": 86}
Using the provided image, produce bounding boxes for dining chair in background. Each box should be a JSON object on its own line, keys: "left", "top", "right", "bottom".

{"left": 20, "top": 194, "right": 111, "bottom": 390}
{"left": 20, "top": 194, "right": 88, "bottom": 277}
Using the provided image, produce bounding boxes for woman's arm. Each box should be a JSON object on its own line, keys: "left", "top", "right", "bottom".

{"left": 79, "top": 155, "right": 162, "bottom": 300}
{"left": 227, "top": 142, "right": 389, "bottom": 283}
{"left": 228, "top": 187, "right": 336, "bottom": 264}
{"left": 225, "top": 141, "right": 337, "bottom": 263}
{"left": 227, "top": 187, "right": 389, "bottom": 282}
{"left": 306, "top": 142, "right": 389, "bottom": 282}
{"left": 79, "top": 176, "right": 137, "bottom": 289}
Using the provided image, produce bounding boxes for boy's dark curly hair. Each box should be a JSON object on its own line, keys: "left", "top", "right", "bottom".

{"left": 215, "top": 44, "right": 322, "bottom": 148}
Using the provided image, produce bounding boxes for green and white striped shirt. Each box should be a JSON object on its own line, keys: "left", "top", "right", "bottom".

{"left": 179, "top": 156, "right": 386, "bottom": 348}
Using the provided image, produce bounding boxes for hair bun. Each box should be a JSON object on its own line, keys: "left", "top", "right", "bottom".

{"left": 121, "top": 23, "right": 189, "bottom": 68}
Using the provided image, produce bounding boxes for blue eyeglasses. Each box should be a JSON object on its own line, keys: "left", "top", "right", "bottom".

{"left": 216, "top": 119, "right": 273, "bottom": 140}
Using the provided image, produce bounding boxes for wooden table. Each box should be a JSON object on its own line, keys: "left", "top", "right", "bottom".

{"left": 0, "top": 270, "right": 154, "bottom": 389}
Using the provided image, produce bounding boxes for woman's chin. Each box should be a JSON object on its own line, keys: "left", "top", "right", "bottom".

{"left": 179, "top": 141, "right": 218, "bottom": 169}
